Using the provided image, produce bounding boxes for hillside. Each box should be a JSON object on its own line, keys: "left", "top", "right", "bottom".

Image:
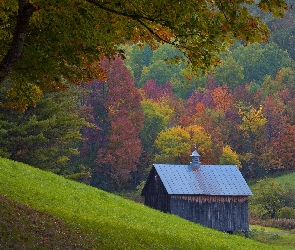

{"left": 274, "top": 172, "right": 295, "bottom": 185}
{"left": 0, "top": 158, "right": 291, "bottom": 250}
{"left": 0, "top": 194, "right": 96, "bottom": 249}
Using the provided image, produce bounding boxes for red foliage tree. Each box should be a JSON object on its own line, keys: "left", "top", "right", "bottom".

{"left": 233, "top": 84, "right": 253, "bottom": 105}
{"left": 94, "top": 56, "right": 144, "bottom": 190}
{"left": 270, "top": 125, "right": 295, "bottom": 172}
{"left": 142, "top": 79, "right": 174, "bottom": 100}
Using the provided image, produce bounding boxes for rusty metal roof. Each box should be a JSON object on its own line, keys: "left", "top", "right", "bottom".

{"left": 154, "top": 164, "right": 252, "bottom": 196}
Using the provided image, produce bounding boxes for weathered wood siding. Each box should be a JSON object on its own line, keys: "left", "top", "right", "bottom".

{"left": 170, "top": 195, "right": 249, "bottom": 232}
{"left": 143, "top": 168, "right": 170, "bottom": 212}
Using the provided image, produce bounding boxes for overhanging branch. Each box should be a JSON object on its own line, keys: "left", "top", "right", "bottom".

{"left": 0, "top": 0, "right": 37, "bottom": 84}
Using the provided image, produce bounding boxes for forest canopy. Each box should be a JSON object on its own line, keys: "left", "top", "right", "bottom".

{"left": 0, "top": 0, "right": 289, "bottom": 109}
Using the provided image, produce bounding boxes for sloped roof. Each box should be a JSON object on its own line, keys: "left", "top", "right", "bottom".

{"left": 153, "top": 164, "right": 252, "bottom": 196}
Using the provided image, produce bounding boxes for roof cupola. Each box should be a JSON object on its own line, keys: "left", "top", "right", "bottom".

{"left": 190, "top": 146, "right": 201, "bottom": 168}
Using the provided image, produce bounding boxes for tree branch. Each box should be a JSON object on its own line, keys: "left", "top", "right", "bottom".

{"left": 85, "top": 1, "right": 178, "bottom": 48}
{"left": 0, "top": 0, "right": 37, "bottom": 84}
{"left": 85, "top": 0, "right": 163, "bottom": 23}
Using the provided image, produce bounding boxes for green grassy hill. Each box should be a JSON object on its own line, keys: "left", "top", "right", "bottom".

{"left": 273, "top": 172, "right": 295, "bottom": 185}
{"left": 249, "top": 172, "right": 295, "bottom": 188}
{"left": 0, "top": 158, "right": 290, "bottom": 249}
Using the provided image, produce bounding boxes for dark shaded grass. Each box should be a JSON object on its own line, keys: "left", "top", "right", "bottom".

{"left": 0, "top": 194, "right": 99, "bottom": 249}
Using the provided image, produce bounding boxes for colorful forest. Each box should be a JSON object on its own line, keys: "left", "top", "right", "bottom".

{"left": 0, "top": 2, "right": 295, "bottom": 194}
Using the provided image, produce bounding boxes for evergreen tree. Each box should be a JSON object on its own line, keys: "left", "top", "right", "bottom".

{"left": 0, "top": 84, "right": 89, "bottom": 180}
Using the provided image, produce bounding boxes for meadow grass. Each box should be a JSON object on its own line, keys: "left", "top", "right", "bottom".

{"left": 250, "top": 225, "right": 295, "bottom": 248}
{"left": 0, "top": 158, "right": 291, "bottom": 249}
{"left": 273, "top": 172, "right": 295, "bottom": 185}
{"left": 249, "top": 172, "right": 295, "bottom": 188}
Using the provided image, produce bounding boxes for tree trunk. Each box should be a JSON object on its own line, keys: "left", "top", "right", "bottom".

{"left": 0, "top": 0, "right": 36, "bottom": 84}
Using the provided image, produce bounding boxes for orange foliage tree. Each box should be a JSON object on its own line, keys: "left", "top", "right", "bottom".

{"left": 212, "top": 85, "right": 233, "bottom": 113}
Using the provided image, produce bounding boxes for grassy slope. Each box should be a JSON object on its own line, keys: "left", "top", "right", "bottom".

{"left": 250, "top": 225, "right": 295, "bottom": 248}
{"left": 273, "top": 172, "right": 295, "bottom": 185}
{"left": 0, "top": 194, "right": 99, "bottom": 249}
{"left": 0, "top": 158, "right": 290, "bottom": 250}
{"left": 249, "top": 172, "right": 295, "bottom": 188}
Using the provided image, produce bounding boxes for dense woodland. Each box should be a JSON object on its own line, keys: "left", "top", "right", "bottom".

{"left": 0, "top": 2, "right": 295, "bottom": 192}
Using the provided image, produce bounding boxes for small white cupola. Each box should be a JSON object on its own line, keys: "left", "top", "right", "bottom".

{"left": 190, "top": 146, "right": 201, "bottom": 168}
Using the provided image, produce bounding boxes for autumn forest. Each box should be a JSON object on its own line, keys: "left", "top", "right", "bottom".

{"left": 0, "top": 1, "right": 295, "bottom": 192}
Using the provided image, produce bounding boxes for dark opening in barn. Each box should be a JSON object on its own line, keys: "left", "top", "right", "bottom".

{"left": 141, "top": 148, "right": 252, "bottom": 236}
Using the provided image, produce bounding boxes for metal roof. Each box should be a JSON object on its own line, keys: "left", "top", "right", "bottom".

{"left": 190, "top": 150, "right": 200, "bottom": 157}
{"left": 154, "top": 164, "right": 252, "bottom": 196}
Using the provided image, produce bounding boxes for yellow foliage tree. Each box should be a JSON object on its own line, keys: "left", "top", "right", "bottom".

{"left": 238, "top": 105, "right": 267, "bottom": 136}
{"left": 154, "top": 124, "right": 213, "bottom": 164}
{"left": 238, "top": 105, "right": 267, "bottom": 175}
{"left": 219, "top": 145, "right": 242, "bottom": 168}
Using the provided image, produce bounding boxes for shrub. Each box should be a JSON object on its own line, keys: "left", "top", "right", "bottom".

{"left": 276, "top": 206, "right": 295, "bottom": 219}
{"left": 271, "top": 219, "right": 295, "bottom": 230}
{"left": 248, "top": 228, "right": 280, "bottom": 243}
{"left": 282, "top": 183, "right": 295, "bottom": 208}
{"left": 251, "top": 218, "right": 295, "bottom": 231}
{"left": 250, "top": 178, "right": 284, "bottom": 219}
{"left": 249, "top": 204, "right": 270, "bottom": 219}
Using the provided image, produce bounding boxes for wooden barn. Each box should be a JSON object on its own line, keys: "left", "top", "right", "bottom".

{"left": 141, "top": 149, "right": 252, "bottom": 235}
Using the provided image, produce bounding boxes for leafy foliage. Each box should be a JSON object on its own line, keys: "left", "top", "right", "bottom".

{"left": 239, "top": 105, "right": 267, "bottom": 136}
{"left": 140, "top": 98, "right": 173, "bottom": 153}
{"left": 230, "top": 42, "right": 293, "bottom": 85}
{"left": 0, "top": 0, "right": 290, "bottom": 108}
{"left": 213, "top": 54, "right": 244, "bottom": 89}
{"left": 250, "top": 178, "right": 284, "bottom": 219}
{"left": 250, "top": 176, "right": 295, "bottom": 220}
{"left": 92, "top": 56, "right": 144, "bottom": 190}
{"left": 154, "top": 125, "right": 213, "bottom": 164}
{"left": 0, "top": 1, "right": 295, "bottom": 192}
{"left": 123, "top": 44, "right": 153, "bottom": 83}
{"left": 219, "top": 145, "right": 242, "bottom": 168}
{"left": 154, "top": 126, "right": 191, "bottom": 164}
{"left": 0, "top": 85, "right": 88, "bottom": 176}
{"left": 212, "top": 85, "right": 233, "bottom": 113}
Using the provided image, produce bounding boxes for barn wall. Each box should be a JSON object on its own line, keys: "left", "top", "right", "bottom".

{"left": 143, "top": 168, "right": 170, "bottom": 212}
{"left": 171, "top": 195, "right": 249, "bottom": 232}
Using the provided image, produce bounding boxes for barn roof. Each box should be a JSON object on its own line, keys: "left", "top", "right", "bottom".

{"left": 153, "top": 164, "right": 252, "bottom": 196}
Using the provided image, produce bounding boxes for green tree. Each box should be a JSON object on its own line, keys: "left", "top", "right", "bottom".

{"left": 0, "top": 0, "right": 289, "bottom": 108}
{"left": 214, "top": 54, "right": 244, "bottom": 89}
{"left": 250, "top": 178, "right": 284, "bottom": 219}
{"left": 261, "top": 75, "right": 284, "bottom": 96}
{"left": 232, "top": 42, "right": 293, "bottom": 84}
{"left": 275, "top": 67, "right": 295, "bottom": 95}
{"left": 0, "top": 85, "right": 89, "bottom": 177}
{"left": 140, "top": 98, "right": 174, "bottom": 154}
{"left": 137, "top": 43, "right": 199, "bottom": 99}
{"left": 139, "top": 60, "right": 180, "bottom": 87}
{"left": 123, "top": 44, "right": 153, "bottom": 84}
{"left": 268, "top": 7, "right": 295, "bottom": 60}
{"left": 150, "top": 43, "right": 184, "bottom": 64}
